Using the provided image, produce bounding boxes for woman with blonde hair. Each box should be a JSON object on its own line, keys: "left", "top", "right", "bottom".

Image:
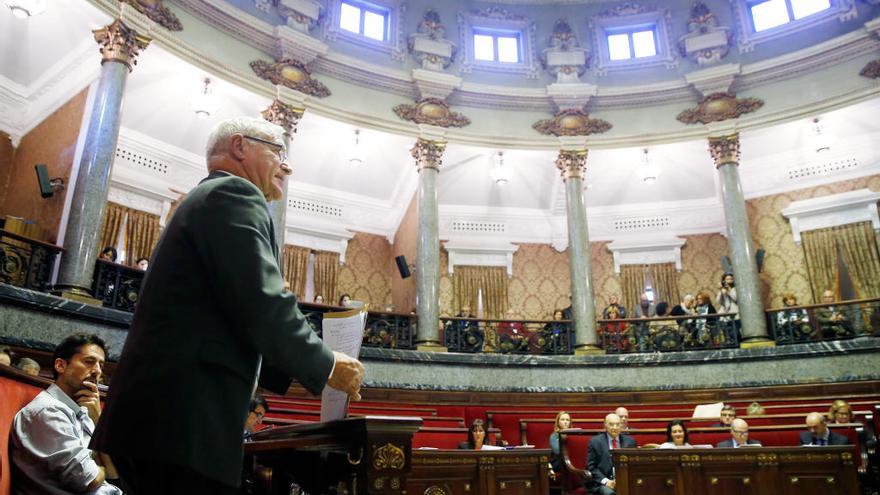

{"left": 549, "top": 411, "right": 572, "bottom": 473}
{"left": 829, "top": 399, "right": 853, "bottom": 424}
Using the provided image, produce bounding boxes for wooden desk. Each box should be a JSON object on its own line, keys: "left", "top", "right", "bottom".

{"left": 613, "top": 446, "right": 859, "bottom": 495}
{"left": 408, "top": 449, "right": 551, "bottom": 495}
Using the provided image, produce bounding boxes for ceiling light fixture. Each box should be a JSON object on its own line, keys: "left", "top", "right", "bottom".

{"left": 191, "top": 77, "right": 218, "bottom": 119}
{"left": 812, "top": 117, "right": 833, "bottom": 153}
{"left": 349, "top": 129, "right": 363, "bottom": 167}
{"left": 489, "top": 151, "right": 511, "bottom": 186}
{"left": 636, "top": 148, "right": 659, "bottom": 184}
{"left": 4, "top": 0, "right": 46, "bottom": 18}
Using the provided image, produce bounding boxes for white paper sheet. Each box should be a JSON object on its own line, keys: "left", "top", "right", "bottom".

{"left": 692, "top": 401, "right": 724, "bottom": 419}
{"left": 320, "top": 308, "right": 367, "bottom": 422}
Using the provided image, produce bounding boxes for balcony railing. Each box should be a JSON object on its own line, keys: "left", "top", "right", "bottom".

{"left": 440, "top": 317, "right": 574, "bottom": 355}
{"left": 0, "top": 229, "right": 62, "bottom": 292}
{"left": 597, "top": 313, "right": 740, "bottom": 354}
{"left": 299, "top": 302, "right": 416, "bottom": 350}
{"left": 91, "top": 260, "right": 146, "bottom": 312}
{"left": 766, "top": 297, "right": 880, "bottom": 345}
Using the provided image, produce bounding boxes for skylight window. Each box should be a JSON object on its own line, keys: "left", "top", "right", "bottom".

{"left": 605, "top": 27, "right": 657, "bottom": 61}
{"left": 339, "top": 0, "right": 388, "bottom": 41}
{"left": 472, "top": 30, "right": 521, "bottom": 63}
{"left": 749, "top": 0, "right": 831, "bottom": 32}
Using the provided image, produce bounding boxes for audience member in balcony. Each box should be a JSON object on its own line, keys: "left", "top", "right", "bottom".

{"left": 100, "top": 246, "right": 118, "bottom": 263}
{"left": 801, "top": 412, "right": 850, "bottom": 445}
{"left": 716, "top": 273, "right": 740, "bottom": 342}
{"left": 713, "top": 405, "right": 737, "bottom": 428}
{"left": 632, "top": 293, "right": 656, "bottom": 352}
{"left": 614, "top": 407, "right": 630, "bottom": 432}
{"left": 243, "top": 396, "right": 269, "bottom": 441}
{"left": 90, "top": 117, "right": 365, "bottom": 494}
{"left": 587, "top": 413, "right": 637, "bottom": 494}
{"left": 549, "top": 411, "right": 572, "bottom": 472}
{"left": 339, "top": 293, "right": 352, "bottom": 307}
{"left": 692, "top": 291, "right": 717, "bottom": 346}
{"left": 777, "top": 293, "right": 812, "bottom": 341}
{"left": 602, "top": 295, "right": 628, "bottom": 319}
{"left": 650, "top": 302, "right": 681, "bottom": 351}
{"left": 16, "top": 356, "right": 40, "bottom": 376}
{"left": 659, "top": 420, "right": 692, "bottom": 449}
{"left": 600, "top": 303, "right": 628, "bottom": 352}
{"left": 542, "top": 309, "right": 570, "bottom": 353}
{"left": 0, "top": 345, "right": 12, "bottom": 366}
{"left": 11, "top": 333, "right": 123, "bottom": 494}
{"left": 446, "top": 305, "right": 484, "bottom": 352}
{"left": 817, "top": 290, "right": 854, "bottom": 338}
{"left": 498, "top": 308, "right": 527, "bottom": 354}
{"left": 135, "top": 257, "right": 149, "bottom": 271}
{"left": 670, "top": 294, "right": 695, "bottom": 324}
{"left": 829, "top": 400, "right": 853, "bottom": 424}
{"left": 717, "top": 418, "right": 761, "bottom": 448}
{"left": 313, "top": 294, "right": 324, "bottom": 304}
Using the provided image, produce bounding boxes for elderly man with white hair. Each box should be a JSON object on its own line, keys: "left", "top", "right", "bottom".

{"left": 587, "top": 413, "right": 637, "bottom": 494}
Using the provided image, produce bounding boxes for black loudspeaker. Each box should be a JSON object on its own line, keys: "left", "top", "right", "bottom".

{"left": 35, "top": 164, "right": 53, "bottom": 198}
{"left": 756, "top": 248, "right": 766, "bottom": 273}
{"left": 395, "top": 255, "right": 411, "bottom": 279}
{"left": 720, "top": 256, "right": 733, "bottom": 275}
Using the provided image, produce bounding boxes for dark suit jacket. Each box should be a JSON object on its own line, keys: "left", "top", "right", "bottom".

{"left": 799, "top": 431, "right": 850, "bottom": 445}
{"left": 717, "top": 439, "right": 762, "bottom": 448}
{"left": 587, "top": 433, "right": 637, "bottom": 489}
{"left": 91, "top": 172, "right": 335, "bottom": 487}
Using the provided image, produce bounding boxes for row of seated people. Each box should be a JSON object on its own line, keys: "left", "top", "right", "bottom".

{"left": 0, "top": 347, "right": 40, "bottom": 377}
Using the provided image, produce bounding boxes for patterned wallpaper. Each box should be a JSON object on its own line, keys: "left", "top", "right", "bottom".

{"left": 746, "top": 175, "right": 880, "bottom": 307}
{"left": 337, "top": 233, "right": 393, "bottom": 309}
{"left": 391, "top": 195, "right": 418, "bottom": 312}
{"left": 678, "top": 233, "right": 730, "bottom": 302}
{"left": 507, "top": 244, "right": 571, "bottom": 320}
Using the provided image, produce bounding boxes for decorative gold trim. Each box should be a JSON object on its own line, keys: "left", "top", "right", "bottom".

{"left": 393, "top": 98, "right": 471, "bottom": 128}
{"left": 424, "top": 486, "right": 450, "bottom": 495}
{"left": 533, "top": 109, "right": 612, "bottom": 137}
{"left": 412, "top": 138, "right": 447, "bottom": 171}
{"left": 677, "top": 92, "right": 764, "bottom": 125}
{"left": 93, "top": 19, "right": 151, "bottom": 72}
{"left": 555, "top": 149, "right": 589, "bottom": 181}
{"left": 372, "top": 443, "right": 406, "bottom": 470}
{"left": 124, "top": 0, "right": 182, "bottom": 31}
{"left": 261, "top": 99, "right": 305, "bottom": 135}
{"left": 740, "top": 339, "right": 776, "bottom": 349}
{"left": 859, "top": 59, "right": 880, "bottom": 79}
{"left": 250, "top": 58, "right": 331, "bottom": 98}
{"left": 708, "top": 134, "right": 740, "bottom": 168}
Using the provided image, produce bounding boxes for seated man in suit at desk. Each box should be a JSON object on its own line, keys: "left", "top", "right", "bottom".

{"left": 587, "top": 413, "right": 637, "bottom": 494}
{"left": 717, "top": 418, "right": 762, "bottom": 448}
{"left": 800, "top": 412, "right": 850, "bottom": 446}
{"left": 243, "top": 395, "right": 269, "bottom": 441}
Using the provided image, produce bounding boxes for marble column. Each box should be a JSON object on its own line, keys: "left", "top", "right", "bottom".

{"left": 261, "top": 99, "right": 304, "bottom": 260}
{"left": 556, "top": 149, "right": 602, "bottom": 354}
{"left": 55, "top": 20, "right": 150, "bottom": 298}
{"left": 708, "top": 134, "right": 772, "bottom": 347}
{"left": 412, "top": 138, "right": 446, "bottom": 352}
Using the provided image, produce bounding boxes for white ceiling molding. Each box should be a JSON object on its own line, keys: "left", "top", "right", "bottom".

{"left": 443, "top": 239, "right": 520, "bottom": 276}
{"left": 285, "top": 223, "right": 354, "bottom": 262}
{"left": 780, "top": 189, "right": 880, "bottom": 245}
{"left": 606, "top": 235, "right": 687, "bottom": 274}
{"left": 107, "top": 183, "right": 167, "bottom": 216}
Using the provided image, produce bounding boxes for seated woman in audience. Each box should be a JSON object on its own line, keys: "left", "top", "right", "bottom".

{"left": 829, "top": 399, "right": 853, "bottom": 424}
{"left": 776, "top": 293, "right": 813, "bottom": 342}
{"left": 600, "top": 303, "right": 629, "bottom": 352}
{"left": 313, "top": 294, "right": 325, "bottom": 304}
{"left": 549, "top": 411, "right": 572, "bottom": 473}
{"left": 659, "top": 420, "right": 692, "bottom": 449}
{"left": 99, "top": 246, "right": 118, "bottom": 262}
{"left": 338, "top": 293, "right": 352, "bottom": 307}
{"left": 691, "top": 291, "right": 717, "bottom": 347}
{"left": 541, "top": 309, "right": 570, "bottom": 354}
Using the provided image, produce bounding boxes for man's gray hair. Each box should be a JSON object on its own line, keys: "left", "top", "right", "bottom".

{"left": 205, "top": 117, "right": 285, "bottom": 159}
{"left": 17, "top": 357, "right": 40, "bottom": 372}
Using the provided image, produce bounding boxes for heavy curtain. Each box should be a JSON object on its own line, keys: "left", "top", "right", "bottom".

{"left": 314, "top": 250, "right": 340, "bottom": 304}
{"left": 123, "top": 209, "right": 160, "bottom": 266}
{"left": 282, "top": 245, "right": 310, "bottom": 297}
{"left": 802, "top": 226, "right": 840, "bottom": 302}
{"left": 453, "top": 265, "right": 509, "bottom": 319}
{"left": 835, "top": 222, "right": 880, "bottom": 299}
{"left": 619, "top": 264, "right": 645, "bottom": 318}
{"left": 650, "top": 263, "right": 680, "bottom": 306}
{"left": 99, "top": 202, "right": 126, "bottom": 256}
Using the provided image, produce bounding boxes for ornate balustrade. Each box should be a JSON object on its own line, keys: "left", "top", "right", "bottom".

{"left": 597, "top": 313, "right": 740, "bottom": 354}
{"left": 766, "top": 297, "right": 880, "bottom": 345}
{"left": 439, "top": 316, "right": 574, "bottom": 355}
{"left": 91, "top": 260, "right": 145, "bottom": 312}
{"left": 299, "top": 302, "right": 416, "bottom": 350}
{"left": 0, "top": 229, "right": 62, "bottom": 292}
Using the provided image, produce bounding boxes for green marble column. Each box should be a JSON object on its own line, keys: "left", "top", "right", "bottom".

{"left": 262, "top": 100, "right": 304, "bottom": 261}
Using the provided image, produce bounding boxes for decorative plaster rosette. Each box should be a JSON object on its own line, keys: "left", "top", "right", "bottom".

{"left": 250, "top": 59, "right": 331, "bottom": 98}
{"left": 393, "top": 98, "right": 470, "bottom": 128}
{"left": 124, "top": 0, "right": 182, "bottom": 31}
{"left": 532, "top": 109, "right": 612, "bottom": 136}
{"left": 676, "top": 92, "right": 763, "bottom": 125}
{"left": 860, "top": 59, "right": 880, "bottom": 79}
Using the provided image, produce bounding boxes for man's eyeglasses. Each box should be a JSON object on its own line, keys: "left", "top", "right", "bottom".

{"left": 243, "top": 135, "right": 288, "bottom": 164}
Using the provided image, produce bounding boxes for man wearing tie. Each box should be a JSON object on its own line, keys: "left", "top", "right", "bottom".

{"left": 587, "top": 413, "right": 637, "bottom": 494}
{"left": 800, "top": 412, "right": 850, "bottom": 446}
{"left": 717, "top": 418, "right": 762, "bottom": 448}
{"left": 11, "top": 334, "right": 123, "bottom": 494}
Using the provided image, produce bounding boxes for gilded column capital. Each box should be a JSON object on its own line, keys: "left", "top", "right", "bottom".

{"left": 555, "top": 149, "right": 589, "bottom": 181}
{"left": 93, "top": 19, "right": 151, "bottom": 72}
{"left": 261, "top": 99, "right": 305, "bottom": 136}
{"left": 411, "top": 138, "right": 446, "bottom": 171}
{"left": 708, "top": 133, "right": 740, "bottom": 168}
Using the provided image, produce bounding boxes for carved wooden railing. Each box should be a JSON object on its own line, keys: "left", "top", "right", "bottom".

{"left": 766, "top": 297, "right": 880, "bottom": 345}
{"left": 0, "top": 229, "right": 62, "bottom": 292}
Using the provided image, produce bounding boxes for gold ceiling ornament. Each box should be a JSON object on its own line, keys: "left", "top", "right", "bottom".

{"left": 676, "top": 92, "right": 763, "bottom": 125}
{"left": 93, "top": 19, "right": 151, "bottom": 71}
{"left": 123, "top": 0, "right": 182, "bottom": 31}
{"left": 532, "top": 109, "right": 612, "bottom": 137}
{"left": 261, "top": 99, "right": 305, "bottom": 135}
{"left": 708, "top": 133, "right": 741, "bottom": 168}
{"left": 555, "top": 148, "right": 589, "bottom": 180}
{"left": 859, "top": 59, "right": 880, "bottom": 79}
{"left": 249, "top": 59, "right": 331, "bottom": 98}
{"left": 411, "top": 138, "right": 447, "bottom": 171}
{"left": 371, "top": 442, "right": 406, "bottom": 470}
{"left": 393, "top": 98, "right": 471, "bottom": 128}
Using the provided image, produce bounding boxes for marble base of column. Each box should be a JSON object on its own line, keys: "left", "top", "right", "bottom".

{"left": 575, "top": 345, "right": 604, "bottom": 355}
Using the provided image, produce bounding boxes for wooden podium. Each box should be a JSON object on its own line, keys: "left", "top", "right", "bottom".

{"left": 612, "top": 446, "right": 859, "bottom": 495}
